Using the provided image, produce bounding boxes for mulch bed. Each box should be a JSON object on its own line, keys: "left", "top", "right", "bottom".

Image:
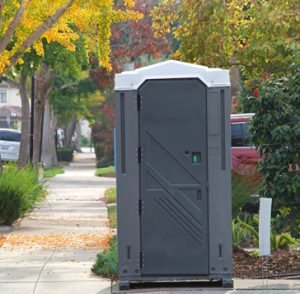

{"left": 234, "top": 249, "right": 300, "bottom": 279}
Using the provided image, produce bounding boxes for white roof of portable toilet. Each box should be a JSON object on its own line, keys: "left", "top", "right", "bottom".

{"left": 114, "top": 60, "right": 230, "bottom": 90}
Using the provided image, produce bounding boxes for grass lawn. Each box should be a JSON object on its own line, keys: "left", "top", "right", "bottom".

{"left": 107, "top": 205, "right": 117, "bottom": 229}
{"left": 105, "top": 188, "right": 116, "bottom": 204}
{"left": 95, "top": 165, "right": 115, "bottom": 177}
{"left": 43, "top": 166, "right": 64, "bottom": 178}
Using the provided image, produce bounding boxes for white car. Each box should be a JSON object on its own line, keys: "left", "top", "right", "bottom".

{"left": 0, "top": 128, "right": 21, "bottom": 161}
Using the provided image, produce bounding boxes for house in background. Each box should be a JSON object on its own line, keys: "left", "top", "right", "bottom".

{"left": 0, "top": 79, "right": 22, "bottom": 130}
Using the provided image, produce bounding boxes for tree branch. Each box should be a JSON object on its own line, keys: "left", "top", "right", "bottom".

{"left": 2, "top": 0, "right": 75, "bottom": 75}
{"left": 0, "top": 0, "right": 5, "bottom": 14}
{"left": 61, "top": 82, "right": 78, "bottom": 90}
{"left": 0, "top": 0, "right": 25, "bottom": 54}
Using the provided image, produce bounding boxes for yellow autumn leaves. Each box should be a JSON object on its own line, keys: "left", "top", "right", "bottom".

{"left": 0, "top": 0, "right": 142, "bottom": 75}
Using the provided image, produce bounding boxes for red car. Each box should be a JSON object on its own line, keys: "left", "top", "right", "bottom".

{"left": 231, "top": 113, "right": 261, "bottom": 174}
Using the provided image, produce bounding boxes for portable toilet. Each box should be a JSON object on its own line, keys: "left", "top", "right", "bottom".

{"left": 114, "top": 60, "right": 233, "bottom": 289}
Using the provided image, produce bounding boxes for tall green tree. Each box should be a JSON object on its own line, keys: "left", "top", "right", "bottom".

{"left": 152, "top": 0, "right": 299, "bottom": 82}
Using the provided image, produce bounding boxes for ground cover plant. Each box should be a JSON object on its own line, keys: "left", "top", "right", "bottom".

{"left": 95, "top": 166, "right": 115, "bottom": 177}
{"left": 107, "top": 205, "right": 117, "bottom": 229}
{"left": 91, "top": 235, "right": 117, "bottom": 279}
{"left": 0, "top": 163, "right": 45, "bottom": 225}
{"left": 43, "top": 166, "right": 64, "bottom": 178}
{"left": 92, "top": 188, "right": 117, "bottom": 278}
{"left": 104, "top": 188, "right": 116, "bottom": 204}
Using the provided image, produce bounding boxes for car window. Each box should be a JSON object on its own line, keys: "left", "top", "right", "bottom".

{"left": 242, "top": 123, "right": 251, "bottom": 146}
{"left": 231, "top": 123, "right": 243, "bottom": 146}
{"left": 0, "top": 131, "right": 21, "bottom": 142}
{"left": 231, "top": 122, "right": 252, "bottom": 147}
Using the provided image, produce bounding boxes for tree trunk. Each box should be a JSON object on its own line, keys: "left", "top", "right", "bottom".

{"left": 32, "top": 64, "right": 53, "bottom": 166}
{"left": 230, "top": 65, "right": 242, "bottom": 97}
{"left": 63, "top": 115, "right": 77, "bottom": 148}
{"left": 41, "top": 98, "right": 58, "bottom": 168}
{"left": 75, "top": 121, "right": 82, "bottom": 152}
{"left": 18, "top": 69, "right": 30, "bottom": 169}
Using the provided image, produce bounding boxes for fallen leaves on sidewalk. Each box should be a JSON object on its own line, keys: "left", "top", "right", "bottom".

{"left": 1, "top": 232, "right": 112, "bottom": 250}
{"left": 0, "top": 236, "right": 6, "bottom": 247}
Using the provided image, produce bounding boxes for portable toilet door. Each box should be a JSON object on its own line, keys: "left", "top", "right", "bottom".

{"left": 138, "top": 79, "right": 208, "bottom": 275}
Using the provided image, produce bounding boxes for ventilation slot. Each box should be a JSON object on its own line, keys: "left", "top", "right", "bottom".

{"left": 221, "top": 90, "right": 226, "bottom": 170}
{"left": 219, "top": 243, "right": 223, "bottom": 258}
{"left": 127, "top": 246, "right": 131, "bottom": 260}
{"left": 120, "top": 93, "right": 126, "bottom": 174}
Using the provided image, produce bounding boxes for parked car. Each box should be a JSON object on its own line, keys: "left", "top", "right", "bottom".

{"left": 231, "top": 113, "right": 260, "bottom": 174}
{"left": 0, "top": 128, "right": 21, "bottom": 161}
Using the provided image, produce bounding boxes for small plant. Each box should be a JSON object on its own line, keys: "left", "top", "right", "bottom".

{"left": 91, "top": 236, "right": 117, "bottom": 279}
{"left": 272, "top": 207, "right": 300, "bottom": 238}
{"left": 105, "top": 188, "right": 116, "bottom": 204}
{"left": 249, "top": 248, "right": 259, "bottom": 257}
{"left": 271, "top": 232, "right": 296, "bottom": 250}
{"left": 237, "top": 216, "right": 297, "bottom": 250}
{"left": 0, "top": 163, "right": 45, "bottom": 225}
{"left": 237, "top": 217, "right": 259, "bottom": 246}
{"left": 232, "top": 220, "right": 252, "bottom": 251}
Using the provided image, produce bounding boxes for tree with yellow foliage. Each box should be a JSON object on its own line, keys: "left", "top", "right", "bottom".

{"left": 0, "top": 0, "right": 141, "bottom": 167}
{"left": 0, "top": 0, "right": 141, "bottom": 75}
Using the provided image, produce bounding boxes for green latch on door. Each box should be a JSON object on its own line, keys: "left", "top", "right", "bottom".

{"left": 192, "top": 152, "right": 201, "bottom": 164}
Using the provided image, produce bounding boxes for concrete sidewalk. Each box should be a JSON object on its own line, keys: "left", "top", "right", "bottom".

{"left": 0, "top": 152, "right": 115, "bottom": 294}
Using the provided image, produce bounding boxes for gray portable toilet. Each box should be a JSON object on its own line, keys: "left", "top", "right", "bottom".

{"left": 115, "top": 60, "right": 232, "bottom": 290}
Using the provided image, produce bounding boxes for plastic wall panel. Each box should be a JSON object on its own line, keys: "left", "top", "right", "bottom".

{"left": 207, "top": 88, "right": 232, "bottom": 275}
{"left": 115, "top": 90, "right": 141, "bottom": 278}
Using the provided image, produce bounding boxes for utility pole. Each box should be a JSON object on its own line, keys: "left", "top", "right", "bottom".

{"left": 29, "top": 76, "right": 35, "bottom": 163}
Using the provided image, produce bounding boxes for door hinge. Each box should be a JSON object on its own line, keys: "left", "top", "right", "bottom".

{"left": 137, "top": 147, "right": 142, "bottom": 163}
{"left": 136, "top": 94, "right": 142, "bottom": 111}
{"left": 206, "top": 182, "right": 209, "bottom": 191}
{"left": 138, "top": 199, "right": 143, "bottom": 215}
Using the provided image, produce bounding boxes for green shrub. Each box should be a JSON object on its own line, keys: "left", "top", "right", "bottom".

{"left": 237, "top": 216, "right": 296, "bottom": 250}
{"left": 96, "top": 158, "right": 114, "bottom": 168}
{"left": 91, "top": 236, "right": 117, "bottom": 279}
{"left": 232, "top": 171, "right": 261, "bottom": 218}
{"left": 271, "top": 232, "right": 296, "bottom": 250}
{"left": 249, "top": 54, "right": 300, "bottom": 217}
{"left": 80, "top": 135, "right": 91, "bottom": 147}
{"left": 95, "top": 166, "right": 115, "bottom": 177}
{"left": 57, "top": 148, "right": 73, "bottom": 162}
{"left": 0, "top": 163, "right": 45, "bottom": 225}
{"left": 105, "top": 188, "right": 116, "bottom": 204}
{"left": 232, "top": 220, "right": 252, "bottom": 251}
